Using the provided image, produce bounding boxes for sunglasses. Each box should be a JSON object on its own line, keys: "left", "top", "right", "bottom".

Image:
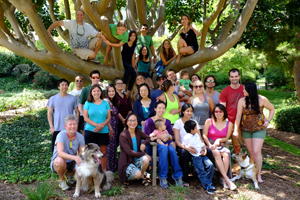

{"left": 157, "top": 77, "right": 165, "bottom": 81}
{"left": 214, "top": 110, "right": 223, "bottom": 113}
{"left": 91, "top": 76, "right": 100, "bottom": 79}
{"left": 116, "top": 82, "right": 123, "bottom": 85}
{"left": 75, "top": 80, "right": 83, "bottom": 82}
{"left": 206, "top": 80, "right": 215, "bottom": 83}
{"left": 194, "top": 85, "right": 203, "bottom": 89}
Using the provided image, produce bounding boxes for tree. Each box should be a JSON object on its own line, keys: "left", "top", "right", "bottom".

{"left": 0, "top": 0, "right": 258, "bottom": 84}
{"left": 238, "top": 0, "right": 300, "bottom": 101}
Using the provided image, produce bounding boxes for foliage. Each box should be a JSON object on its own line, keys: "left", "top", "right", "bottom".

{"left": 257, "top": 90, "right": 293, "bottom": 109}
{"left": 102, "top": 185, "right": 125, "bottom": 197}
{"left": 264, "top": 66, "right": 287, "bottom": 88}
{"left": 265, "top": 136, "right": 300, "bottom": 156}
{"left": 283, "top": 93, "right": 299, "bottom": 106}
{"left": 33, "top": 70, "right": 60, "bottom": 90}
{"left": 57, "top": 41, "right": 71, "bottom": 53}
{"left": 0, "top": 109, "right": 53, "bottom": 183}
{"left": 273, "top": 105, "right": 300, "bottom": 133}
{"left": 20, "top": 181, "right": 62, "bottom": 200}
{"left": 12, "top": 64, "right": 40, "bottom": 83}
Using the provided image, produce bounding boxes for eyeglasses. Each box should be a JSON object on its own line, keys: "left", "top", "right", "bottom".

{"left": 214, "top": 110, "right": 223, "bottom": 113}
{"left": 142, "top": 27, "right": 148, "bottom": 30}
{"left": 128, "top": 119, "right": 137, "bottom": 123}
{"left": 91, "top": 76, "right": 100, "bottom": 79}
{"left": 75, "top": 80, "right": 83, "bottom": 82}
{"left": 194, "top": 85, "right": 203, "bottom": 89}
{"left": 206, "top": 80, "right": 215, "bottom": 83}
{"left": 76, "top": 25, "right": 85, "bottom": 36}
{"left": 116, "top": 82, "right": 123, "bottom": 85}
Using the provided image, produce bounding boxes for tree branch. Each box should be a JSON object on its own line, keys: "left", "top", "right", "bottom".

{"left": 149, "top": 0, "right": 165, "bottom": 37}
{"left": 94, "top": 0, "right": 110, "bottom": 15}
{"left": 71, "top": 0, "right": 81, "bottom": 11}
{"left": 200, "top": 0, "right": 226, "bottom": 49}
{"left": 64, "top": 0, "right": 71, "bottom": 20}
{"left": 136, "top": 0, "right": 147, "bottom": 26}
{"left": 0, "top": 4, "right": 12, "bottom": 36}
{"left": 147, "top": 0, "right": 158, "bottom": 26}
{"left": 126, "top": 0, "right": 138, "bottom": 31}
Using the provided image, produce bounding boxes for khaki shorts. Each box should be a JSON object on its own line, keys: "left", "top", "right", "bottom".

{"left": 231, "top": 123, "right": 243, "bottom": 146}
{"left": 72, "top": 37, "right": 98, "bottom": 60}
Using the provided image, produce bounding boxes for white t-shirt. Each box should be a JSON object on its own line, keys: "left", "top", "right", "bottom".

{"left": 69, "top": 88, "right": 83, "bottom": 116}
{"left": 182, "top": 133, "right": 204, "bottom": 157}
{"left": 63, "top": 20, "right": 98, "bottom": 49}
{"left": 173, "top": 118, "right": 201, "bottom": 144}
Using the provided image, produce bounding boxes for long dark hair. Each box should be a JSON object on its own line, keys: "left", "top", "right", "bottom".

{"left": 139, "top": 46, "right": 149, "bottom": 61}
{"left": 105, "top": 84, "right": 119, "bottom": 110}
{"left": 245, "top": 83, "right": 260, "bottom": 114}
{"left": 138, "top": 83, "right": 151, "bottom": 100}
{"left": 161, "top": 80, "right": 173, "bottom": 92}
{"left": 161, "top": 39, "right": 175, "bottom": 61}
{"left": 128, "top": 30, "right": 137, "bottom": 44}
{"left": 124, "top": 113, "right": 139, "bottom": 131}
{"left": 212, "top": 104, "right": 228, "bottom": 120}
{"left": 181, "top": 103, "right": 194, "bottom": 118}
{"left": 88, "top": 84, "right": 103, "bottom": 102}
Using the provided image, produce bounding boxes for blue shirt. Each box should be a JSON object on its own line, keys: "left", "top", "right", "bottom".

{"left": 132, "top": 136, "right": 138, "bottom": 161}
{"left": 142, "top": 106, "right": 150, "bottom": 119}
{"left": 83, "top": 100, "right": 110, "bottom": 133}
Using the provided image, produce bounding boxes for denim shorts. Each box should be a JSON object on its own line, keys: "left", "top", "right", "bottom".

{"left": 126, "top": 156, "right": 145, "bottom": 180}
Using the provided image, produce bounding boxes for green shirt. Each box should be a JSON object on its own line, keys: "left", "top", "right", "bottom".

{"left": 109, "top": 24, "right": 129, "bottom": 43}
{"left": 136, "top": 35, "right": 154, "bottom": 57}
{"left": 79, "top": 84, "right": 91, "bottom": 104}
{"left": 179, "top": 79, "right": 192, "bottom": 90}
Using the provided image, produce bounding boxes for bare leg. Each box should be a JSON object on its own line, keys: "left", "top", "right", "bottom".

{"left": 53, "top": 157, "right": 67, "bottom": 181}
{"left": 88, "top": 37, "right": 102, "bottom": 60}
{"left": 146, "top": 78, "right": 154, "bottom": 90}
{"left": 252, "top": 138, "right": 265, "bottom": 183}
{"left": 221, "top": 152, "right": 230, "bottom": 174}
{"left": 170, "top": 142, "right": 176, "bottom": 149}
{"left": 104, "top": 45, "right": 112, "bottom": 66}
{"left": 141, "top": 156, "right": 150, "bottom": 176}
{"left": 99, "top": 145, "right": 108, "bottom": 172}
{"left": 176, "top": 39, "right": 187, "bottom": 64}
{"left": 110, "top": 55, "right": 114, "bottom": 66}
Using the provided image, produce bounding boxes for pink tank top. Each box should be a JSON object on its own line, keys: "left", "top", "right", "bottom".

{"left": 207, "top": 119, "right": 228, "bottom": 141}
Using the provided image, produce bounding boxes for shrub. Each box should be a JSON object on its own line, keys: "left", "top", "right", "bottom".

{"left": 0, "top": 61, "right": 13, "bottom": 75}
{"left": 12, "top": 64, "right": 40, "bottom": 83}
{"left": 274, "top": 105, "right": 300, "bottom": 133}
{"left": 264, "top": 66, "right": 287, "bottom": 87}
{"left": 20, "top": 181, "right": 62, "bottom": 200}
{"left": 33, "top": 70, "right": 60, "bottom": 89}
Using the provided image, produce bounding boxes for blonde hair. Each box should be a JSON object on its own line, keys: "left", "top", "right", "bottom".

{"left": 117, "top": 20, "right": 127, "bottom": 28}
{"left": 129, "top": 75, "right": 146, "bottom": 104}
{"left": 192, "top": 80, "right": 205, "bottom": 99}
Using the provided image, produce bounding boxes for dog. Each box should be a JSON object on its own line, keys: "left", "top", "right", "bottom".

{"left": 73, "top": 143, "right": 114, "bottom": 198}
{"left": 230, "top": 152, "right": 260, "bottom": 189}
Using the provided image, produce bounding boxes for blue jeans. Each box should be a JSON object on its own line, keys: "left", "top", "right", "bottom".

{"left": 192, "top": 155, "right": 214, "bottom": 189}
{"left": 157, "top": 144, "right": 183, "bottom": 179}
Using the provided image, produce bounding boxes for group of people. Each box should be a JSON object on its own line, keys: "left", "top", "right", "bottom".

{"left": 48, "top": 66, "right": 275, "bottom": 194}
{"left": 47, "top": 9, "right": 275, "bottom": 194}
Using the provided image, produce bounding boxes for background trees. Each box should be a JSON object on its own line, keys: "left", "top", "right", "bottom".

{"left": 0, "top": 0, "right": 258, "bottom": 84}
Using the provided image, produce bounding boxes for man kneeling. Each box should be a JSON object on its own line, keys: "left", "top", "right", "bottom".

{"left": 50, "top": 115, "right": 85, "bottom": 190}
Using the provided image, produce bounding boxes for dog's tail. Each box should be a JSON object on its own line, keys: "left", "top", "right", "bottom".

{"left": 102, "top": 171, "right": 114, "bottom": 190}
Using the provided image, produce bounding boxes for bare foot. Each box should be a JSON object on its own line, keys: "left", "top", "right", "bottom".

{"left": 110, "top": 61, "right": 114, "bottom": 66}
{"left": 175, "top": 57, "right": 180, "bottom": 64}
{"left": 104, "top": 58, "right": 109, "bottom": 66}
{"left": 257, "top": 177, "right": 264, "bottom": 183}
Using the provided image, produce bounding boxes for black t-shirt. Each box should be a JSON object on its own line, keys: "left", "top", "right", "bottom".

{"left": 180, "top": 28, "right": 198, "bottom": 51}
{"left": 121, "top": 43, "right": 136, "bottom": 65}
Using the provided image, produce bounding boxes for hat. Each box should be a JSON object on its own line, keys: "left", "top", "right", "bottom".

{"left": 156, "top": 74, "right": 166, "bottom": 81}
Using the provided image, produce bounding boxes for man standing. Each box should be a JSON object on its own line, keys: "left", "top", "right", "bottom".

{"left": 47, "top": 79, "right": 79, "bottom": 152}
{"left": 47, "top": 10, "right": 102, "bottom": 63}
{"left": 69, "top": 76, "right": 84, "bottom": 133}
{"left": 136, "top": 24, "right": 157, "bottom": 64}
{"left": 219, "top": 68, "right": 244, "bottom": 154}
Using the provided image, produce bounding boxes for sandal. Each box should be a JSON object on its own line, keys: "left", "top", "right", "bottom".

{"left": 220, "top": 178, "right": 229, "bottom": 189}
{"left": 183, "top": 182, "right": 190, "bottom": 187}
{"left": 226, "top": 179, "right": 237, "bottom": 190}
{"left": 141, "top": 178, "right": 149, "bottom": 186}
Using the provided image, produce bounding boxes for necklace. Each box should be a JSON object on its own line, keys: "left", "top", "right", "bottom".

{"left": 66, "top": 131, "right": 76, "bottom": 149}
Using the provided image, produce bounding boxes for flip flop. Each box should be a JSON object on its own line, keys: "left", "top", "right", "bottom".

{"left": 141, "top": 178, "right": 149, "bottom": 186}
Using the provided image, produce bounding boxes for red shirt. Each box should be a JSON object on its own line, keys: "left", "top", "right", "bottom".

{"left": 219, "top": 85, "right": 244, "bottom": 123}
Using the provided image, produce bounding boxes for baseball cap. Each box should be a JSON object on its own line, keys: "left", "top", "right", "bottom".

{"left": 156, "top": 74, "right": 166, "bottom": 81}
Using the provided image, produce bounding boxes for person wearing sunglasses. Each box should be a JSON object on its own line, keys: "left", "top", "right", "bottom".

{"left": 188, "top": 80, "right": 214, "bottom": 135}
{"left": 202, "top": 104, "right": 237, "bottom": 190}
{"left": 69, "top": 76, "right": 84, "bottom": 133}
{"left": 204, "top": 75, "right": 220, "bottom": 106}
{"left": 47, "top": 10, "right": 102, "bottom": 63}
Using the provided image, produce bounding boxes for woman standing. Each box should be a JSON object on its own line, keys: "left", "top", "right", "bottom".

{"left": 173, "top": 103, "right": 214, "bottom": 186}
{"left": 105, "top": 84, "right": 124, "bottom": 172}
{"left": 115, "top": 78, "right": 132, "bottom": 147}
{"left": 83, "top": 85, "right": 111, "bottom": 172}
{"left": 204, "top": 75, "right": 220, "bottom": 106}
{"left": 133, "top": 83, "right": 154, "bottom": 129}
{"left": 144, "top": 101, "right": 183, "bottom": 188}
{"left": 118, "top": 113, "right": 151, "bottom": 186}
{"left": 134, "top": 46, "right": 154, "bottom": 89}
{"left": 203, "top": 104, "right": 236, "bottom": 190}
{"left": 158, "top": 80, "right": 181, "bottom": 125}
{"left": 154, "top": 39, "right": 177, "bottom": 75}
{"left": 234, "top": 83, "right": 275, "bottom": 183}
{"left": 121, "top": 30, "right": 137, "bottom": 96}
{"left": 176, "top": 14, "right": 202, "bottom": 64}
{"left": 188, "top": 80, "right": 214, "bottom": 133}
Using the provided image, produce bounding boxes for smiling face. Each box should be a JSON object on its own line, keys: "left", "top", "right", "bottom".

{"left": 181, "top": 15, "right": 189, "bottom": 26}
{"left": 194, "top": 83, "right": 204, "bottom": 94}
{"left": 191, "top": 75, "right": 200, "bottom": 83}
{"left": 58, "top": 81, "right": 69, "bottom": 93}
{"left": 141, "top": 47, "right": 148, "bottom": 56}
{"left": 116, "top": 26, "right": 127, "bottom": 35}
{"left": 167, "top": 71, "right": 177, "bottom": 82}
{"left": 127, "top": 115, "right": 138, "bottom": 130}
{"left": 115, "top": 79, "right": 123, "bottom": 92}
{"left": 90, "top": 73, "right": 100, "bottom": 85}
{"left": 139, "top": 85, "right": 149, "bottom": 99}
{"left": 214, "top": 106, "right": 224, "bottom": 120}
{"left": 75, "top": 76, "right": 83, "bottom": 87}
{"left": 205, "top": 77, "right": 215, "bottom": 89}
{"left": 140, "top": 25, "right": 148, "bottom": 35}
{"left": 136, "top": 75, "right": 145, "bottom": 86}
{"left": 129, "top": 32, "right": 137, "bottom": 42}
{"left": 75, "top": 10, "right": 85, "bottom": 23}
{"left": 64, "top": 119, "right": 78, "bottom": 135}
{"left": 91, "top": 87, "right": 101, "bottom": 99}
{"left": 163, "top": 40, "right": 171, "bottom": 49}
{"left": 182, "top": 107, "right": 193, "bottom": 119}
{"left": 107, "top": 87, "right": 116, "bottom": 99}
{"left": 229, "top": 71, "right": 240, "bottom": 85}
{"left": 154, "top": 103, "right": 166, "bottom": 117}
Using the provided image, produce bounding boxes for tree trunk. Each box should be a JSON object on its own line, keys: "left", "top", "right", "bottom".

{"left": 293, "top": 60, "right": 300, "bottom": 102}
{"left": 157, "top": 21, "right": 165, "bottom": 37}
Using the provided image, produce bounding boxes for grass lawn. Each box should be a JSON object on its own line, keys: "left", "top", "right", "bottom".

{"left": 257, "top": 90, "right": 294, "bottom": 109}
{"left": 265, "top": 136, "right": 300, "bottom": 157}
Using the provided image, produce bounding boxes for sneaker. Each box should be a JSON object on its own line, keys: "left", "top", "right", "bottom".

{"left": 59, "top": 180, "right": 70, "bottom": 190}
{"left": 206, "top": 187, "right": 215, "bottom": 195}
{"left": 91, "top": 57, "right": 100, "bottom": 64}
{"left": 159, "top": 177, "right": 168, "bottom": 189}
{"left": 209, "top": 183, "right": 215, "bottom": 190}
{"left": 172, "top": 175, "right": 184, "bottom": 187}
{"left": 65, "top": 174, "right": 76, "bottom": 185}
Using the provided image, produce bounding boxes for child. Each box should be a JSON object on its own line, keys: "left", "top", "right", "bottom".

{"left": 179, "top": 70, "right": 192, "bottom": 90}
{"left": 101, "top": 20, "right": 128, "bottom": 66}
{"left": 149, "top": 119, "right": 176, "bottom": 148}
{"left": 183, "top": 120, "right": 215, "bottom": 194}
{"left": 134, "top": 46, "right": 155, "bottom": 89}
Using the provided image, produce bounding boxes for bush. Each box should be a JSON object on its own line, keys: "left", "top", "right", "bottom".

{"left": 12, "top": 64, "right": 40, "bottom": 83}
{"left": 0, "top": 77, "right": 33, "bottom": 92}
{"left": 274, "top": 105, "right": 300, "bottom": 133}
{"left": 0, "top": 61, "right": 13, "bottom": 75}
{"left": 33, "top": 70, "right": 60, "bottom": 89}
{"left": 264, "top": 66, "right": 287, "bottom": 87}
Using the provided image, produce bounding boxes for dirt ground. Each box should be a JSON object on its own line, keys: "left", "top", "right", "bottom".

{"left": 1, "top": 128, "right": 299, "bottom": 200}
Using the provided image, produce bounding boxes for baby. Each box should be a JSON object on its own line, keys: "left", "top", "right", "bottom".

{"left": 178, "top": 70, "right": 192, "bottom": 100}
{"left": 150, "top": 119, "right": 175, "bottom": 148}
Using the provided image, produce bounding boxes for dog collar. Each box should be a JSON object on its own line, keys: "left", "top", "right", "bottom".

{"left": 242, "top": 164, "right": 254, "bottom": 177}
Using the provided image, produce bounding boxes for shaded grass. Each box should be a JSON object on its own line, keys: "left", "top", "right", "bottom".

{"left": 264, "top": 136, "right": 300, "bottom": 157}
{"left": 257, "top": 90, "right": 293, "bottom": 109}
